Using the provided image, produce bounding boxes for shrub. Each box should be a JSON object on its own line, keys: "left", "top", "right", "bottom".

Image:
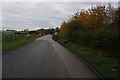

{"left": 59, "top": 4, "right": 120, "bottom": 58}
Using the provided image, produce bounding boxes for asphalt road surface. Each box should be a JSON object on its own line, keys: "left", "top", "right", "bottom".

{"left": 3, "top": 35, "right": 98, "bottom": 78}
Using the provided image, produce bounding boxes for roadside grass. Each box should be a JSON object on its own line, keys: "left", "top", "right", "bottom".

{"left": 52, "top": 34, "right": 119, "bottom": 79}
{"left": 2, "top": 34, "right": 42, "bottom": 52}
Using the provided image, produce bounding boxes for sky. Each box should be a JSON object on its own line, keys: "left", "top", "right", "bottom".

{"left": 1, "top": 0, "right": 119, "bottom": 30}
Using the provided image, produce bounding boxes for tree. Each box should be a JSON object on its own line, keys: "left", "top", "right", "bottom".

{"left": 59, "top": 3, "right": 119, "bottom": 57}
{"left": 24, "top": 29, "right": 29, "bottom": 33}
{"left": 59, "top": 21, "right": 68, "bottom": 38}
{"left": 55, "top": 27, "right": 59, "bottom": 34}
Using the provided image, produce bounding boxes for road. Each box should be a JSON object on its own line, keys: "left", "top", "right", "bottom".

{"left": 3, "top": 35, "right": 98, "bottom": 78}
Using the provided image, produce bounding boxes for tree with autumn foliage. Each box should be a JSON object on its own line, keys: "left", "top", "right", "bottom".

{"left": 59, "top": 4, "right": 120, "bottom": 57}
{"left": 59, "top": 21, "right": 69, "bottom": 39}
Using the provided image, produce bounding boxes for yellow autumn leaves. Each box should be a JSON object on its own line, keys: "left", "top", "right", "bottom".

{"left": 59, "top": 4, "right": 120, "bottom": 56}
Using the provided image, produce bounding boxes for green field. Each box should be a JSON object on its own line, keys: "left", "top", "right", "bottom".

{"left": 52, "top": 34, "right": 119, "bottom": 79}
{"left": 2, "top": 34, "right": 41, "bottom": 52}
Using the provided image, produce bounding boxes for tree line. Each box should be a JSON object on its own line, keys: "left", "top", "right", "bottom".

{"left": 59, "top": 3, "right": 120, "bottom": 58}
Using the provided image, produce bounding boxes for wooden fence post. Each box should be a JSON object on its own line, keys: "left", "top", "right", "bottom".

{"left": 11, "top": 35, "right": 12, "bottom": 40}
{"left": 15, "top": 34, "right": 16, "bottom": 40}
{"left": 6, "top": 35, "right": 7, "bottom": 41}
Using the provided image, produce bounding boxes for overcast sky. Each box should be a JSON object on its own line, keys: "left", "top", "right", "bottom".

{"left": 2, "top": 0, "right": 119, "bottom": 30}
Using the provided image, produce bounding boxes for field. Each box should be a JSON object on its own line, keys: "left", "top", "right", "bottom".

{"left": 52, "top": 34, "right": 119, "bottom": 79}
{"left": 2, "top": 34, "right": 41, "bottom": 52}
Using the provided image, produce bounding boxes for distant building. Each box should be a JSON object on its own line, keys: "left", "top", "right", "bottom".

{"left": 2, "top": 31, "right": 17, "bottom": 34}
{"left": 37, "top": 30, "right": 42, "bottom": 34}
{"left": 16, "top": 31, "right": 28, "bottom": 34}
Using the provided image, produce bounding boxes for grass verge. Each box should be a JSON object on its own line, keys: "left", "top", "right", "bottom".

{"left": 2, "top": 35, "right": 42, "bottom": 53}
{"left": 52, "top": 34, "right": 119, "bottom": 79}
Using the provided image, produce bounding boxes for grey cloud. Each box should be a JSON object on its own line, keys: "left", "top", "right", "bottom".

{"left": 2, "top": 2, "right": 118, "bottom": 30}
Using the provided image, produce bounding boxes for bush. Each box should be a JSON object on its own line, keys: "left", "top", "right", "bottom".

{"left": 59, "top": 4, "right": 120, "bottom": 59}
{"left": 52, "top": 34, "right": 60, "bottom": 41}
